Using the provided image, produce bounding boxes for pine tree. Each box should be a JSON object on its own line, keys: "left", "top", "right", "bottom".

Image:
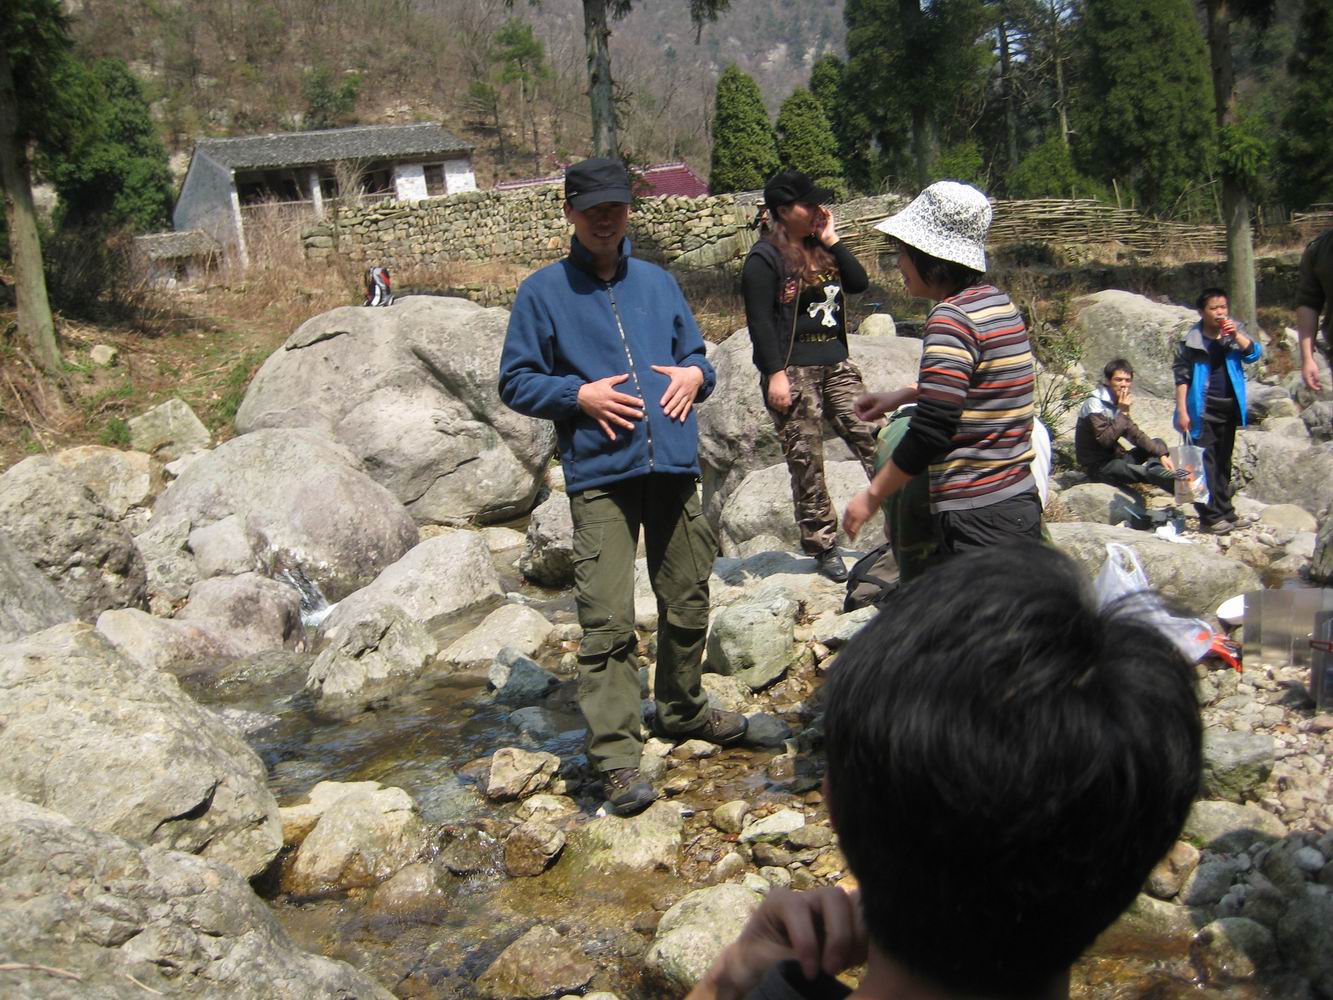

{"left": 775, "top": 88, "right": 844, "bottom": 196}
{"left": 708, "top": 65, "right": 778, "bottom": 194}
{"left": 42, "top": 59, "right": 174, "bottom": 233}
{"left": 1074, "top": 0, "right": 1214, "bottom": 216}
{"left": 1276, "top": 0, "right": 1333, "bottom": 208}
{"left": 809, "top": 54, "right": 875, "bottom": 194}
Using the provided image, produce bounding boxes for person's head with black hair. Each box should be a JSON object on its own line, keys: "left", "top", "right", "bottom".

{"left": 1196, "top": 286, "right": 1228, "bottom": 311}
{"left": 1103, "top": 357, "right": 1135, "bottom": 381}
{"left": 823, "top": 542, "right": 1201, "bottom": 999}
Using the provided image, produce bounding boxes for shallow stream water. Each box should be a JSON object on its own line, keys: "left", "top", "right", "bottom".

{"left": 180, "top": 553, "right": 1297, "bottom": 1000}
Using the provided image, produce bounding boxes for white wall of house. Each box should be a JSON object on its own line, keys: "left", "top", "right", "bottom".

{"left": 393, "top": 162, "right": 428, "bottom": 201}
{"left": 444, "top": 156, "right": 477, "bottom": 193}
{"left": 174, "top": 152, "right": 244, "bottom": 266}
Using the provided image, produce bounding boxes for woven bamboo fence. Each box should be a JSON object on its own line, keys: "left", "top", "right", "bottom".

{"left": 835, "top": 197, "right": 1228, "bottom": 262}
{"left": 1291, "top": 204, "right": 1333, "bottom": 242}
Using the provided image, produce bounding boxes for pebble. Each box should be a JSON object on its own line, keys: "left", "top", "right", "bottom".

{"left": 712, "top": 800, "right": 750, "bottom": 835}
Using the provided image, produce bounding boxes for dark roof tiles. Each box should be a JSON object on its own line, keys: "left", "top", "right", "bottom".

{"left": 196, "top": 122, "right": 471, "bottom": 170}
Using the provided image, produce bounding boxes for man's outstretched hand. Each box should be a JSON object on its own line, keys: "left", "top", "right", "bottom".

{"left": 686, "top": 887, "right": 867, "bottom": 1000}
{"left": 652, "top": 364, "right": 705, "bottom": 421}
{"left": 578, "top": 373, "right": 644, "bottom": 440}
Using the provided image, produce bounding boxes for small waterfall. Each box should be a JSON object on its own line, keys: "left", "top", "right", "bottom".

{"left": 276, "top": 564, "right": 335, "bottom": 629}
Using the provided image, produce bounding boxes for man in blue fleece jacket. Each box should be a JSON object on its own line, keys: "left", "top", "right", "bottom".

{"left": 499, "top": 158, "right": 746, "bottom": 815}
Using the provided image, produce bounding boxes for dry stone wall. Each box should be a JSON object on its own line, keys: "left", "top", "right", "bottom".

{"left": 301, "top": 185, "right": 749, "bottom": 271}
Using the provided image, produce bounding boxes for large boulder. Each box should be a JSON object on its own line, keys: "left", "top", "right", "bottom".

{"left": 96, "top": 607, "right": 253, "bottom": 674}
{"left": 441, "top": 604, "right": 554, "bottom": 671}
{"left": 705, "top": 586, "right": 799, "bottom": 690}
{"left": 306, "top": 605, "right": 439, "bottom": 708}
{"left": 286, "top": 783, "right": 430, "bottom": 894}
{"left": 0, "top": 530, "right": 75, "bottom": 643}
{"left": 235, "top": 298, "right": 555, "bottom": 525}
{"left": 151, "top": 428, "right": 418, "bottom": 604}
{"left": 0, "top": 796, "right": 396, "bottom": 1000}
{"left": 176, "top": 572, "right": 303, "bottom": 654}
{"left": 0, "top": 624, "right": 282, "bottom": 877}
{"left": 0, "top": 456, "right": 148, "bottom": 617}
{"left": 698, "top": 329, "right": 920, "bottom": 524}
{"left": 44, "top": 445, "right": 155, "bottom": 518}
{"left": 1071, "top": 290, "right": 1197, "bottom": 399}
{"left": 718, "top": 460, "right": 872, "bottom": 556}
{"left": 1047, "top": 522, "right": 1260, "bottom": 617}
{"left": 519, "top": 490, "right": 575, "bottom": 587}
{"left": 319, "top": 531, "right": 502, "bottom": 639}
{"left": 1233, "top": 430, "right": 1333, "bottom": 515}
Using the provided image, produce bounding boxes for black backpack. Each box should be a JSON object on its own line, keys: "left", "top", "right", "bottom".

{"left": 842, "top": 542, "right": 900, "bottom": 613}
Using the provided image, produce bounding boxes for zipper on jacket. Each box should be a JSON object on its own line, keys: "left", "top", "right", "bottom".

{"left": 605, "top": 283, "right": 654, "bottom": 470}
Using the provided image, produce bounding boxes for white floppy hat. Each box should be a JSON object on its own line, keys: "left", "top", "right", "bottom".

{"left": 874, "top": 181, "right": 992, "bottom": 272}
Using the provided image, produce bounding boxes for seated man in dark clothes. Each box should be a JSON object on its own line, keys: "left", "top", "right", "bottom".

{"left": 688, "top": 543, "right": 1202, "bottom": 1000}
{"left": 1074, "top": 358, "right": 1175, "bottom": 494}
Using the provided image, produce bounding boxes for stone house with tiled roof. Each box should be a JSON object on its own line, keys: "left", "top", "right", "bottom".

{"left": 173, "top": 122, "right": 475, "bottom": 266}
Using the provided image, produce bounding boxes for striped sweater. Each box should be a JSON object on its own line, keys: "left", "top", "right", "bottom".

{"left": 891, "top": 284, "right": 1035, "bottom": 512}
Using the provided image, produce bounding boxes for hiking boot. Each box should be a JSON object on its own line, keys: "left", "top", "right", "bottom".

{"left": 658, "top": 709, "right": 748, "bottom": 748}
{"left": 815, "top": 549, "right": 849, "bottom": 583}
{"left": 1202, "top": 519, "right": 1235, "bottom": 535}
{"left": 601, "top": 768, "right": 657, "bottom": 816}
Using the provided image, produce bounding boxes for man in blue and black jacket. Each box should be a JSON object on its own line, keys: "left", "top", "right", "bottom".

{"left": 499, "top": 158, "right": 746, "bottom": 816}
{"left": 1172, "top": 287, "right": 1263, "bottom": 535}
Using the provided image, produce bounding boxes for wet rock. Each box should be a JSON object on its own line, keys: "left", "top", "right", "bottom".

{"left": 0, "top": 623, "right": 281, "bottom": 878}
{"left": 1047, "top": 522, "right": 1260, "bottom": 616}
{"left": 710, "top": 851, "right": 748, "bottom": 883}
{"left": 519, "top": 491, "right": 574, "bottom": 587}
{"left": 0, "top": 456, "right": 148, "bottom": 618}
{"left": 45, "top": 445, "right": 155, "bottom": 518}
{"left": 0, "top": 796, "right": 395, "bottom": 999}
{"left": 235, "top": 299, "right": 553, "bottom": 525}
{"left": 1191, "top": 917, "right": 1275, "bottom": 983}
{"left": 189, "top": 514, "right": 257, "bottom": 578}
{"left": 702, "top": 673, "right": 753, "bottom": 712}
{"left": 1275, "top": 893, "right": 1333, "bottom": 997}
{"left": 279, "top": 780, "right": 390, "bottom": 846}
{"left": 515, "top": 794, "right": 578, "bottom": 822}
{"left": 1183, "top": 800, "right": 1288, "bottom": 853}
{"left": 320, "top": 531, "right": 502, "bottom": 638}
{"left": 740, "top": 809, "right": 805, "bottom": 844}
{"left": 1202, "top": 728, "right": 1275, "bottom": 802}
{"left": 0, "top": 530, "right": 75, "bottom": 644}
{"left": 129, "top": 397, "right": 211, "bottom": 461}
{"left": 574, "top": 800, "right": 685, "bottom": 871}
{"left": 788, "top": 825, "right": 834, "bottom": 850}
{"left": 508, "top": 705, "right": 566, "bottom": 739}
{"left": 1104, "top": 893, "right": 1198, "bottom": 947}
{"left": 644, "top": 883, "right": 764, "bottom": 991}
{"left": 154, "top": 428, "right": 418, "bottom": 603}
{"left": 504, "top": 819, "right": 566, "bottom": 876}
{"left": 177, "top": 572, "right": 303, "bottom": 655}
{"left": 443, "top": 604, "right": 554, "bottom": 670}
{"left": 743, "top": 713, "right": 794, "bottom": 748}
{"left": 486, "top": 748, "right": 559, "bottom": 801}
{"left": 673, "top": 739, "right": 718, "bottom": 760}
{"left": 705, "top": 586, "right": 799, "bottom": 690}
{"left": 368, "top": 861, "right": 444, "bottom": 913}
{"left": 306, "top": 604, "right": 439, "bottom": 708}
{"left": 475, "top": 925, "right": 594, "bottom": 1000}
{"left": 752, "top": 842, "right": 795, "bottom": 867}
{"left": 1146, "top": 841, "right": 1200, "bottom": 900}
{"left": 1179, "top": 858, "right": 1242, "bottom": 906}
{"left": 718, "top": 460, "right": 873, "bottom": 557}
{"left": 207, "top": 706, "right": 281, "bottom": 738}
{"left": 441, "top": 827, "right": 503, "bottom": 875}
{"left": 488, "top": 649, "right": 559, "bottom": 706}
{"left": 287, "top": 784, "right": 429, "bottom": 894}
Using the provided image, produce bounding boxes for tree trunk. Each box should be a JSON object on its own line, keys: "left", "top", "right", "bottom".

{"left": 0, "top": 45, "right": 59, "bottom": 372}
{"left": 1204, "top": 0, "right": 1257, "bottom": 334}
{"left": 999, "top": 7, "right": 1019, "bottom": 175}
{"left": 583, "top": 0, "right": 618, "bottom": 158}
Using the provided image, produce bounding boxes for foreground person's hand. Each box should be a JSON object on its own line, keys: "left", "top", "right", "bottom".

{"left": 687, "top": 887, "right": 867, "bottom": 1000}
{"left": 578, "top": 373, "right": 643, "bottom": 440}
{"left": 842, "top": 489, "right": 878, "bottom": 542}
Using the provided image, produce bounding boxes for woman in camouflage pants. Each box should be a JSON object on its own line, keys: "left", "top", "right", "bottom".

{"left": 741, "top": 170, "right": 880, "bottom": 582}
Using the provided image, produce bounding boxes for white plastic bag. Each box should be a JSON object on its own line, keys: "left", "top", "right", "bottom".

{"left": 1170, "top": 439, "right": 1210, "bottom": 506}
{"left": 1093, "top": 543, "right": 1213, "bottom": 662}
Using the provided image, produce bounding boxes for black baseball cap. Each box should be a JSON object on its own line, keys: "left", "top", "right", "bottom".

{"left": 565, "top": 157, "right": 633, "bottom": 210}
{"left": 763, "top": 170, "right": 833, "bottom": 212}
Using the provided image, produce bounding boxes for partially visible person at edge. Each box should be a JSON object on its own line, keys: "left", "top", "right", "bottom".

{"left": 1296, "top": 228, "right": 1332, "bottom": 393}
{"left": 497, "top": 157, "right": 746, "bottom": 817}
{"left": 686, "top": 543, "right": 1202, "bottom": 1000}
{"left": 742, "top": 170, "right": 880, "bottom": 584}
{"left": 1173, "top": 287, "right": 1263, "bottom": 536}
{"left": 843, "top": 181, "right": 1039, "bottom": 554}
{"left": 1074, "top": 358, "right": 1176, "bottom": 495}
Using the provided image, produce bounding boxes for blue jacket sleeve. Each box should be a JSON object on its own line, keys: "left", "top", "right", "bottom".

{"left": 498, "top": 283, "right": 584, "bottom": 420}
{"left": 670, "top": 277, "right": 716, "bottom": 401}
{"left": 1237, "top": 322, "right": 1263, "bottom": 364}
